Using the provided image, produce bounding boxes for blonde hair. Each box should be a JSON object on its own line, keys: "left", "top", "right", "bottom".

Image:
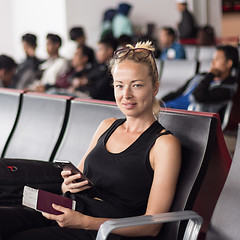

{"left": 109, "top": 41, "right": 161, "bottom": 117}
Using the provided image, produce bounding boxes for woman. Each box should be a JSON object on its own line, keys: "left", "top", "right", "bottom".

{"left": 0, "top": 41, "right": 181, "bottom": 240}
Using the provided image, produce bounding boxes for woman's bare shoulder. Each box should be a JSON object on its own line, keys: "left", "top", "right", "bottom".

{"left": 96, "top": 118, "right": 118, "bottom": 136}
{"left": 155, "top": 131, "right": 181, "bottom": 152}
{"left": 151, "top": 131, "right": 181, "bottom": 165}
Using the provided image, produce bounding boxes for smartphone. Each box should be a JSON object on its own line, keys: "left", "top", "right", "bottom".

{"left": 54, "top": 160, "right": 94, "bottom": 186}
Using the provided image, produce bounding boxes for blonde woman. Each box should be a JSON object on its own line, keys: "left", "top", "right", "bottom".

{"left": 0, "top": 41, "right": 181, "bottom": 240}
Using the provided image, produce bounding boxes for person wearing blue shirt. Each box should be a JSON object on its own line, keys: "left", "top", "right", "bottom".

{"left": 159, "top": 27, "right": 186, "bottom": 60}
{"left": 162, "top": 45, "right": 239, "bottom": 121}
{"left": 112, "top": 3, "right": 133, "bottom": 38}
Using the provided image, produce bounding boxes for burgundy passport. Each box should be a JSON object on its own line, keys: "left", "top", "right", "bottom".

{"left": 22, "top": 186, "right": 76, "bottom": 215}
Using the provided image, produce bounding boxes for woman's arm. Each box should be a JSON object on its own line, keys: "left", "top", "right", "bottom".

{"left": 45, "top": 133, "right": 181, "bottom": 237}
{"left": 61, "top": 118, "right": 117, "bottom": 194}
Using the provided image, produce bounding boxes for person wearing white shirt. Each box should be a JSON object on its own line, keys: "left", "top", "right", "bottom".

{"left": 33, "top": 34, "right": 69, "bottom": 92}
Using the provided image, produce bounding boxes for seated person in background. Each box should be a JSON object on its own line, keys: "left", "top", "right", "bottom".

{"left": 31, "top": 33, "right": 69, "bottom": 92}
{"left": 48, "top": 44, "right": 95, "bottom": 96}
{"left": 61, "top": 26, "right": 95, "bottom": 61}
{"left": 117, "top": 34, "right": 132, "bottom": 49}
{"left": 14, "top": 33, "right": 42, "bottom": 90}
{"left": 158, "top": 27, "right": 186, "bottom": 60}
{"left": 0, "top": 41, "right": 181, "bottom": 240}
{"left": 162, "top": 45, "right": 239, "bottom": 117}
{"left": 0, "top": 55, "right": 17, "bottom": 88}
{"left": 196, "top": 25, "right": 216, "bottom": 46}
{"left": 85, "top": 37, "right": 118, "bottom": 101}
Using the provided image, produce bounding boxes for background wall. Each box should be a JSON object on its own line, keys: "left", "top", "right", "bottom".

{"left": 0, "top": 0, "right": 14, "bottom": 58}
{"left": 222, "top": 13, "right": 240, "bottom": 38}
{"left": 0, "top": 0, "right": 230, "bottom": 62}
{"left": 65, "top": 0, "right": 181, "bottom": 48}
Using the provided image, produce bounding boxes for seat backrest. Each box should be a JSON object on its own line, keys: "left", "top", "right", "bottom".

{"left": 156, "top": 60, "right": 197, "bottom": 100}
{"left": 157, "top": 109, "right": 217, "bottom": 239}
{"left": 206, "top": 124, "right": 240, "bottom": 240}
{"left": 54, "top": 99, "right": 124, "bottom": 166}
{"left": 0, "top": 88, "right": 23, "bottom": 157}
{"left": 184, "top": 45, "right": 198, "bottom": 60}
{"left": 192, "top": 113, "right": 232, "bottom": 239}
{"left": 188, "top": 100, "right": 233, "bottom": 130}
{"left": 197, "top": 46, "right": 215, "bottom": 61}
{"left": 198, "top": 60, "right": 212, "bottom": 73}
{"left": 3, "top": 92, "right": 71, "bottom": 161}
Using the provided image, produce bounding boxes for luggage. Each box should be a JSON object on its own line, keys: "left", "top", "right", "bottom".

{"left": 0, "top": 158, "right": 63, "bottom": 205}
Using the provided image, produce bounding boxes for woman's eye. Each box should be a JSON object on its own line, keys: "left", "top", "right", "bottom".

{"left": 115, "top": 85, "right": 123, "bottom": 88}
{"left": 133, "top": 84, "right": 142, "bottom": 88}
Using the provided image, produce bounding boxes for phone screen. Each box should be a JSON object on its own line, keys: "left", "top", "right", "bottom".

{"left": 54, "top": 160, "right": 93, "bottom": 186}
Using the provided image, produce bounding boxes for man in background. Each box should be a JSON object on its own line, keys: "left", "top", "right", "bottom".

{"left": 112, "top": 3, "right": 133, "bottom": 39}
{"left": 0, "top": 55, "right": 17, "bottom": 88}
{"left": 14, "top": 33, "right": 42, "bottom": 89}
{"left": 162, "top": 45, "right": 239, "bottom": 122}
{"left": 61, "top": 27, "right": 95, "bottom": 61}
{"left": 176, "top": 0, "right": 198, "bottom": 39}
{"left": 86, "top": 37, "right": 118, "bottom": 101}
{"left": 158, "top": 27, "right": 186, "bottom": 60}
{"left": 32, "top": 33, "right": 69, "bottom": 92}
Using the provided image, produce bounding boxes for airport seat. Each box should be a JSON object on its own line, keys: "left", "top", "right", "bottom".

{"left": 184, "top": 45, "right": 198, "bottom": 60}
{"left": 54, "top": 99, "right": 124, "bottom": 166}
{"left": 205, "top": 124, "right": 240, "bottom": 240}
{"left": 198, "top": 60, "right": 212, "bottom": 73}
{"left": 0, "top": 88, "right": 23, "bottom": 157}
{"left": 156, "top": 60, "right": 198, "bottom": 100}
{"left": 96, "top": 108, "right": 218, "bottom": 240}
{"left": 225, "top": 68, "right": 240, "bottom": 131}
{"left": 2, "top": 92, "right": 71, "bottom": 161}
{"left": 188, "top": 100, "right": 234, "bottom": 130}
{"left": 192, "top": 112, "right": 232, "bottom": 239}
{"left": 197, "top": 46, "right": 216, "bottom": 61}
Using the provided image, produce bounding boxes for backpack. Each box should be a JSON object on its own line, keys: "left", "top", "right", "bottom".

{"left": 0, "top": 158, "right": 63, "bottom": 206}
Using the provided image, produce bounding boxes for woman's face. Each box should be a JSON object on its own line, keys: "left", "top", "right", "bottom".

{"left": 112, "top": 60, "right": 158, "bottom": 118}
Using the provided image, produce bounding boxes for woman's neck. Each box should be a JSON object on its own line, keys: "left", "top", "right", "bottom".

{"left": 124, "top": 115, "right": 156, "bottom": 133}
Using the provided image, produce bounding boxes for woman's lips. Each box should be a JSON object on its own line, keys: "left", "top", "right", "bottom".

{"left": 122, "top": 103, "right": 137, "bottom": 109}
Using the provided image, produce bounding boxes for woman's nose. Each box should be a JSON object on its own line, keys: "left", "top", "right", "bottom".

{"left": 123, "top": 87, "right": 133, "bottom": 99}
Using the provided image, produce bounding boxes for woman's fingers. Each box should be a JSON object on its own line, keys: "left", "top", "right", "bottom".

{"left": 61, "top": 170, "right": 72, "bottom": 178}
{"left": 69, "top": 185, "right": 91, "bottom": 193}
{"left": 63, "top": 173, "right": 81, "bottom": 185}
{"left": 61, "top": 170, "right": 92, "bottom": 193}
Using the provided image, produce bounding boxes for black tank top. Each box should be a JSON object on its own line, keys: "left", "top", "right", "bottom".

{"left": 83, "top": 119, "right": 171, "bottom": 217}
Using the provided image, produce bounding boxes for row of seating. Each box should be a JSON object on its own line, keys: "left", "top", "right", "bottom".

{"left": 156, "top": 59, "right": 198, "bottom": 100}
{"left": 0, "top": 88, "right": 233, "bottom": 239}
{"left": 155, "top": 57, "right": 219, "bottom": 100}
{"left": 183, "top": 45, "right": 216, "bottom": 61}
{"left": 184, "top": 45, "right": 240, "bottom": 62}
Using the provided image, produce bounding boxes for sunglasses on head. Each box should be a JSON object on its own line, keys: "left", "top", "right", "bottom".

{"left": 113, "top": 47, "right": 159, "bottom": 79}
{"left": 113, "top": 47, "right": 154, "bottom": 59}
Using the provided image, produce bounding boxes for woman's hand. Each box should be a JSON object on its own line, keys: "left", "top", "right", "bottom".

{"left": 42, "top": 204, "right": 86, "bottom": 228}
{"left": 61, "top": 170, "right": 91, "bottom": 193}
